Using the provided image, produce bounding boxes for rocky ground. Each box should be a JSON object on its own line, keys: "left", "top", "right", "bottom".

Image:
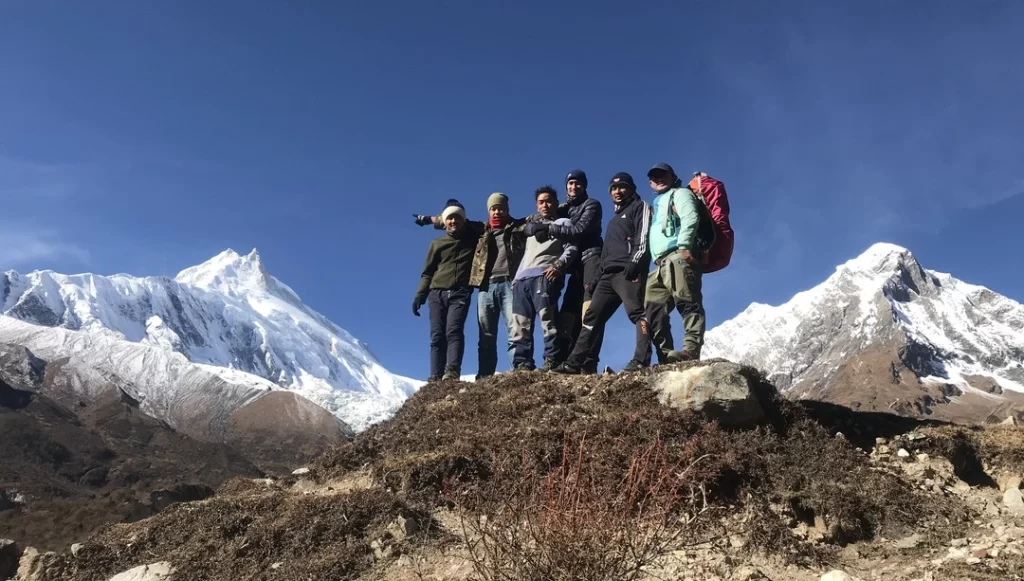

{"left": 3, "top": 360, "right": 1024, "bottom": 581}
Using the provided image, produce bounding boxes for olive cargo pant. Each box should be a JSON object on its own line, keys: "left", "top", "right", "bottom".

{"left": 645, "top": 252, "right": 705, "bottom": 362}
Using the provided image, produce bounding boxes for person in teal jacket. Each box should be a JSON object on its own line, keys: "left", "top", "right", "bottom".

{"left": 644, "top": 162, "right": 713, "bottom": 363}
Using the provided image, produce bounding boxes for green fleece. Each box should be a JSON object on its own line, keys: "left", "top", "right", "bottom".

{"left": 415, "top": 227, "right": 482, "bottom": 301}
{"left": 649, "top": 185, "right": 700, "bottom": 259}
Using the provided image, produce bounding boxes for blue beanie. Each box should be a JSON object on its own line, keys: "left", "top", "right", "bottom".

{"left": 565, "top": 169, "right": 588, "bottom": 189}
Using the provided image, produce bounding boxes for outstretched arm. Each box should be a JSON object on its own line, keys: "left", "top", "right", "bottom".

{"left": 548, "top": 199, "right": 602, "bottom": 242}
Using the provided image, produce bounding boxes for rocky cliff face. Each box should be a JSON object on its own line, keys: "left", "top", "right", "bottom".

{"left": 704, "top": 243, "right": 1024, "bottom": 421}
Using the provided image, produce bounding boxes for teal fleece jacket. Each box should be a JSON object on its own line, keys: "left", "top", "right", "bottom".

{"left": 649, "top": 184, "right": 700, "bottom": 259}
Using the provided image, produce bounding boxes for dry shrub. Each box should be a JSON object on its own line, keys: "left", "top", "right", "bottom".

{"left": 450, "top": 430, "right": 720, "bottom": 581}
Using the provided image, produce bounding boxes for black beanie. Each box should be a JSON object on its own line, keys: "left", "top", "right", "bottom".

{"left": 608, "top": 172, "right": 636, "bottom": 189}
{"left": 566, "top": 169, "right": 588, "bottom": 189}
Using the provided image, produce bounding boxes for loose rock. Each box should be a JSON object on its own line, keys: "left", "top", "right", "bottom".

{"left": 108, "top": 561, "right": 175, "bottom": 581}
{"left": 649, "top": 362, "right": 766, "bottom": 427}
{"left": 1003, "top": 487, "right": 1024, "bottom": 516}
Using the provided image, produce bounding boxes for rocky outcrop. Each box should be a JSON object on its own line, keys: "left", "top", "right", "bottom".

{"left": 649, "top": 362, "right": 766, "bottom": 427}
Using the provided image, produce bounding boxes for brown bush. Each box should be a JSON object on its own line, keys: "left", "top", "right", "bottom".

{"left": 451, "top": 430, "right": 720, "bottom": 581}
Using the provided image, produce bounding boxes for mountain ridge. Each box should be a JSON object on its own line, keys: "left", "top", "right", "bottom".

{"left": 704, "top": 242, "right": 1024, "bottom": 421}
{"left": 1, "top": 248, "right": 422, "bottom": 432}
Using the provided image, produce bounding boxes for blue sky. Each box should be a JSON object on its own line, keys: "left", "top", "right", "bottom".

{"left": 2, "top": 0, "right": 1022, "bottom": 379}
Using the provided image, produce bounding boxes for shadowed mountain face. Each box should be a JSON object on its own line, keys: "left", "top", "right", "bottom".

{"left": 0, "top": 341, "right": 358, "bottom": 551}
{"left": 704, "top": 242, "right": 1024, "bottom": 422}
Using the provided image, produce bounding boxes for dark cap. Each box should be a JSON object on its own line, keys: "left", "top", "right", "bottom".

{"left": 565, "top": 169, "right": 588, "bottom": 189}
{"left": 646, "top": 162, "right": 676, "bottom": 178}
{"left": 608, "top": 172, "right": 636, "bottom": 189}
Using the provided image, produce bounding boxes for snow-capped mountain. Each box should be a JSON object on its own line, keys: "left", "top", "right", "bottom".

{"left": 1, "top": 249, "right": 422, "bottom": 431}
{"left": 704, "top": 243, "right": 1024, "bottom": 421}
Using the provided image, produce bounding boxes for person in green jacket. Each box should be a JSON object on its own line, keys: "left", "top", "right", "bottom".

{"left": 413, "top": 199, "right": 481, "bottom": 381}
{"left": 413, "top": 194, "right": 528, "bottom": 379}
{"left": 644, "top": 163, "right": 715, "bottom": 362}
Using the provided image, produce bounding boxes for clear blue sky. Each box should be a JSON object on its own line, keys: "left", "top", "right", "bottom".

{"left": 2, "top": 1, "right": 1022, "bottom": 379}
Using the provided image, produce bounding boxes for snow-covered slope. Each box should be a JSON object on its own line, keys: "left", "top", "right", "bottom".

{"left": 1, "top": 249, "right": 422, "bottom": 431}
{"left": 704, "top": 243, "right": 1024, "bottom": 406}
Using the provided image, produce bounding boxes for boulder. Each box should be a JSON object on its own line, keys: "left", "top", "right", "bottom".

{"left": 0, "top": 539, "right": 21, "bottom": 581}
{"left": 650, "top": 362, "right": 766, "bottom": 427}
{"left": 108, "top": 562, "right": 175, "bottom": 581}
{"left": 17, "top": 547, "right": 56, "bottom": 581}
{"left": 1004, "top": 487, "right": 1024, "bottom": 517}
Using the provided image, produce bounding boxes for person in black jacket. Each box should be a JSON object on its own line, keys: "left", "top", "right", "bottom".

{"left": 551, "top": 172, "right": 653, "bottom": 374}
{"left": 530, "top": 169, "right": 604, "bottom": 362}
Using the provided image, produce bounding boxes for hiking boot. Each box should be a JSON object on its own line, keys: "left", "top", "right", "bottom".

{"left": 550, "top": 361, "right": 582, "bottom": 375}
{"left": 513, "top": 362, "right": 535, "bottom": 372}
{"left": 666, "top": 350, "right": 699, "bottom": 363}
{"left": 441, "top": 371, "right": 461, "bottom": 381}
{"left": 620, "top": 359, "right": 648, "bottom": 372}
{"left": 539, "top": 358, "right": 559, "bottom": 372}
{"left": 427, "top": 375, "right": 443, "bottom": 383}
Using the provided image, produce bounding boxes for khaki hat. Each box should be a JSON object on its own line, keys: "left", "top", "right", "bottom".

{"left": 487, "top": 192, "right": 509, "bottom": 209}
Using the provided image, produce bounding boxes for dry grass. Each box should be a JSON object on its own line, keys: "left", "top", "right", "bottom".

{"left": 37, "top": 485, "right": 433, "bottom": 581}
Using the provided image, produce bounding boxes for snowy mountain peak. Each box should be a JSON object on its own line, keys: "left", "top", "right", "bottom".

{"left": 2, "top": 251, "right": 423, "bottom": 431}
{"left": 841, "top": 242, "right": 915, "bottom": 275}
{"left": 704, "top": 242, "right": 1024, "bottom": 416}
{"left": 175, "top": 248, "right": 271, "bottom": 294}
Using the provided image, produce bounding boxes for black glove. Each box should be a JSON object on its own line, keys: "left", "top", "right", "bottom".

{"left": 526, "top": 222, "right": 550, "bottom": 242}
{"left": 413, "top": 214, "right": 433, "bottom": 226}
{"left": 624, "top": 262, "right": 642, "bottom": 282}
{"left": 413, "top": 296, "right": 426, "bottom": 316}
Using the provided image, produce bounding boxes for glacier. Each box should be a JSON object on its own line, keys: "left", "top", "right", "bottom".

{"left": 1, "top": 248, "right": 423, "bottom": 432}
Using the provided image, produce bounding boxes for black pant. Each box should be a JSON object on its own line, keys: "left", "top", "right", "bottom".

{"left": 556, "top": 255, "right": 601, "bottom": 358}
{"left": 565, "top": 268, "right": 651, "bottom": 369}
{"left": 428, "top": 286, "right": 472, "bottom": 379}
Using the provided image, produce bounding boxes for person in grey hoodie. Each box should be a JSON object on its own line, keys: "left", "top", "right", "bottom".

{"left": 510, "top": 185, "right": 579, "bottom": 371}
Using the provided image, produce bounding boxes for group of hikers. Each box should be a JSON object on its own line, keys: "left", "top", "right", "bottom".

{"left": 411, "top": 163, "right": 735, "bottom": 381}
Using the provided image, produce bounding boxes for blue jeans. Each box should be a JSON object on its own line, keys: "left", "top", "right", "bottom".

{"left": 476, "top": 280, "right": 514, "bottom": 377}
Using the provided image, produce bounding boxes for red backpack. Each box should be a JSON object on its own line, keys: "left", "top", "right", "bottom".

{"left": 688, "top": 172, "right": 734, "bottom": 273}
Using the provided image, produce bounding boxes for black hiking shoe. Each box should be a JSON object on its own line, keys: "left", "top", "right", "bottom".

{"left": 550, "top": 361, "right": 582, "bottom": 375}
{"left": 539, "top": 358, "right": 559, "bottom": 372}
{"left": 442, "top": 370, "right": 461, "bottom": 381}
{"left": 513, "top": 362, "right": 535, "bottom": 372}
{"left": 665, "top": 350, "right": 699, "bottom": 363}
{"left": 620, "top": 359, "right": 648, "bottom": 372}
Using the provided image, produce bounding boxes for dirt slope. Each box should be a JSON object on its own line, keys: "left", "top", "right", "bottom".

{"left": 23, "top": 361, "right": 1024, "bottom": 581}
